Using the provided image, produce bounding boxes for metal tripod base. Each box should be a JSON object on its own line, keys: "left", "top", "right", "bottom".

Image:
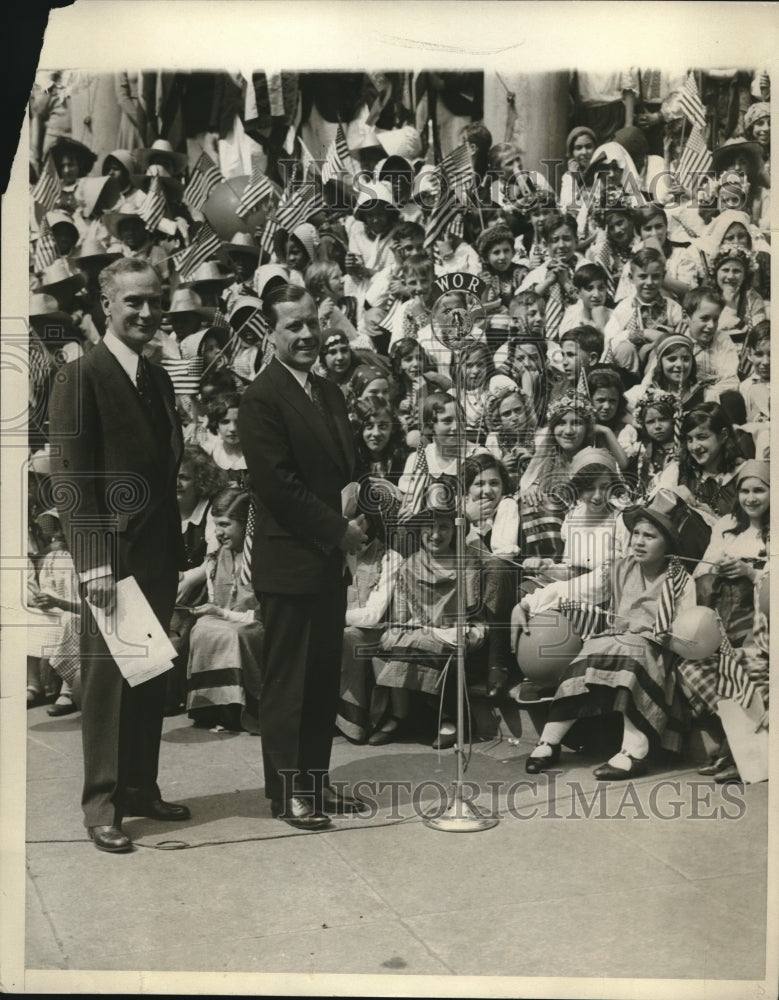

{"left": 423, "top": 795, "right": 499, "bottom": 833}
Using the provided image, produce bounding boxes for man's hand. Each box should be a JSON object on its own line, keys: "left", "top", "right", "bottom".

{"left": 338, "top": 517, "right": 369, "bottom": 554}
{"left": 85, "top": 573, "right": 116, "bottom": 614}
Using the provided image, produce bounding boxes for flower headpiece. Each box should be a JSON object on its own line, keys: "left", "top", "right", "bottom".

{"left": 548, "top": 390, "right": 594, "bottom": 422}
{"left": 712, "top": 244, "right": 756, "bottom": 274}
{"left": 634, "top": 386, "right": 679, "bottom": 425}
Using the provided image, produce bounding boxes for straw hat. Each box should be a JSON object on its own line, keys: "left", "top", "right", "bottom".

{"left": 163, "top": 287, "right": 210, "bottom": 318}
{"left": 711, "top": 138, "right": 763, "bottom": 181}
{"left": 29, "top": 292, "right": 74, "bottom": 328}
{"left": 131, "top": 163, "right": 184, "bottom": 200}
{"left": 134, "top": 139, "right": 187, "bottom": 175}
{"left": 36, "top": 259, "right": 86, "bottom": 297}
{"left": 182, "top": 261, "right": 233, "bottom": 289}
{"left": 219, "top": 231, "right": 261, "bottom": 264}
{"left": 73, "top": 234, "right": 122, "bottom": 268}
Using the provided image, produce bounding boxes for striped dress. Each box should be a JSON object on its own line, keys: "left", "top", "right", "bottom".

{"left": 524, "top": 555, "right": 696, "bottom": 752}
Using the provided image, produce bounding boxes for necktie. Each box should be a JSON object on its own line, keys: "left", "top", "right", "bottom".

{"left": 135, "top": 355, "right": 153, "bottom": 409}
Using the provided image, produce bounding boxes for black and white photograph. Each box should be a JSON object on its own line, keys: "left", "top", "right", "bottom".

{"left": 1, "top": 2, "right": 776, "bottom": 995}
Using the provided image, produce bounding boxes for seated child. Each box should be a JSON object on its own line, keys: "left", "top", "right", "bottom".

{"left": 433, "top": 214, "right": 481, "bottom": 276}
{"left": 518, "top": 212, "right": 585, "bottom": 341}
{"left": 680, "top": 286, "right": 739, "bottom": 400}
{"left": 738, "top": 321, "right": 770, "bottom": 428}
{"left": 559, "top": 262, "right": 612, "bottom": 337}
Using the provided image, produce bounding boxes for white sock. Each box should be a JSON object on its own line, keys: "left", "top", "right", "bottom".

{"left": 531, "top": 720, "right": 575, "bottom": 757}
{"left": 608, "top": 715, "right": 649, "bottom": 769}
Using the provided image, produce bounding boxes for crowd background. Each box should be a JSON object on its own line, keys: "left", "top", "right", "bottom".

{"left": 25, "top": 67, "right": 770, "bottom": 781}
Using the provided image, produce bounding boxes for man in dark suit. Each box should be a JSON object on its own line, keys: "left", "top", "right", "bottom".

{"left": 48, "top": 258, "right": 191, "bottom": 853}
{"left": 238, "top": 284, "right": 369, "bottom": 830}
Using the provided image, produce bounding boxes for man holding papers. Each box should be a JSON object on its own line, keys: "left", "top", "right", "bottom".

{"left": 49, "top": 258, "right": 190, "bottom": 853}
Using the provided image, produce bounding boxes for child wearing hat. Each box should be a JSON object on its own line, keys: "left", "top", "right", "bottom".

{"left": 559, "top": 127, "right": 597, "bottom": 217}
{"left": 219, "top": 232, "right": 261, "bottom": 313}
{"left": 515, "top": 488, "right": 706, "bottom": 779}
{"left": 102, "top": 208, "right": 170, "bottom": 284}
{"left": 346, "top": 181, "right": 400, "bottom": 321}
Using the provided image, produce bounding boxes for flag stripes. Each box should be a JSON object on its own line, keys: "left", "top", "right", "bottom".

{"left": 33, "top": 217, "right": 60, "bottom": 272}
{"left": 183, "top": 151, "right": 222, "bottom": 212}
{"left": 321, "top": 124, "right": 350, "bottom": 184}
{"left": 173, "top": 221, "right": 221, "bottom": 280}
{"left": 139, "top": 175, "right": 167, "bottom": 233}
{"left": 236, "top": 167, "right": 274, "bottom": 218}
{"left": 676, "top": 125, "right": 713, "bottom": 188}
{"left": 32, "top": 158, "right": 62, "bottom": 211}
{"left": 678, "top": 73, "right": 707, "bottom": 130}
{"left": 160, "top": 356, "right": 205, "bottom": 395}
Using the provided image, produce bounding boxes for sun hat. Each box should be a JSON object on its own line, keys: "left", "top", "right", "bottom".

{"left": 49, "top": 136, "right": 97, "bottom": 177}
{"left": 36, "top": 259, "right": 86, "bottom": 297}
{"left": 102, "top": 149, "right": 138, "bottom": 176}
{"left": 102, "top": 208, "right": 149, "bottom": 241}
{"left": 29, "top": 292, "right": 75, "bottom": 327}
{"left": 44, "top": 211, "right": 80, "bottom": 245}
{"left": 134, "top": 138, "right": 187, "bottom": 175}
{"left": 164, "top": 287, "right": 210, "bottom": 318}
{"left": 219, "top": 231, "right": 261, "bottom": 265}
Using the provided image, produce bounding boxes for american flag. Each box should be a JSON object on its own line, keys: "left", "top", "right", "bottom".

{"left": 716, "top": 628, "right": 757, "bottom": 710}
{"left": 183, "top": 151, "right": 222, "bottom": 212}
{"left": 139, "top": 175, "right": 167, "bottom": 233}
{"left": 210, "top": 306, "right": 230, "bottom": 331}
{"left": 230, "top": 303, "right": 270, "bottom": 348}
{"left": 654, "top": 555, "right": 689, "bottom": 637}
{"left": 558, "top": 599, "right": 605, "bottom": 640}
{"left": 438, "top": 142, "right": 475, "bottom": 206}
{"left": 258, "top": 219, "right": 279, "bottom": 257}
{"left": 160, "top": 355, "right": 205, "bottom": 395}
{"left": 236, "top": 166, "right": 274, "bottom": 218}
{"left": 173, "top": 221, "right": 221, "bottom": 280}
{"left": 33, "top": 216, "right": 60, "bottom": 272}
{"left": 576, "top": 366, "right": 591, "bottom": 400}
{"left": 274, "top": 180, "right": 326, "bottom": 232}
{"left": 321, "top": 124, "right": 351, "bottom": 184}
{"left": 676, "top": 125, "right": 713, "bottom": 189}
{"left": 238, "top": 502, "right": 256, "bottom": 588}
{"left": 423, "top": 191, "right": 463, "bottom": 249}
{"left": 678, "top": 73, "right": 707, "bottom": 130}
{"left": 31, "top": 157, "right": 62, "bottom": 211}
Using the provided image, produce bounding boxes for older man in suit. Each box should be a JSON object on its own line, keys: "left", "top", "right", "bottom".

{"left": 238, "top": 284, "right": 369, "bottom": 830}
{"left": 49, "top": 258, "right": 190, "bottom": 853}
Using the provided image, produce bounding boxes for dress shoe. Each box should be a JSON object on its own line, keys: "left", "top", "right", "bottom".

{"left": 431, "top": 724, "right": 457, "bottom": 751}
{"left": 525, "top": 741, "right": 561, "bottom": 774}
{"left": 88, "top": 825, "right": 133, "bottom": 853}
{"left": 47, "top": 698, "right": 76, "bottom": 717}
{"left": 593, "top": 750, "right": 648, "bottom": 781}
{"left": 122, "top": 793, "right": 191, "bottom": 821}
{"left": 271, "top": 796, "right": 332, "bottom": 831}
{"left": 713, "top": 763, "right": 742, "bottom": 784}
{"left": 318, "top": 785, "right": 370, "bottom": 816}
{"left": 367, "top": 715, "right": 407, "bottom": 746}
{"left": 698, "top": 753, "right": 734, "bottom": 777}
{"left": 486, "top": 667, "right": 509, "bottom": 699}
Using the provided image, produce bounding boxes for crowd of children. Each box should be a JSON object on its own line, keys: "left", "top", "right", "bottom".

{"left": 27, "top": 70, "right": 769, "bottom": 783}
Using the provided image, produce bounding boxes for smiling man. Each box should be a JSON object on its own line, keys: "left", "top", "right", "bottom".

{"left": 237, "top": 284, "right": 369, "bottom": 830}
{"left": 48, "top": 259, "right": 190, "bottom": 853}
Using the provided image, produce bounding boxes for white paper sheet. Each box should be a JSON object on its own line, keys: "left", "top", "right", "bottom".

{"left": 717, "top": 694, "right": 769, "bottom": 785}
{"left": 86, "top": 577, "right": 177, "bottom": 687}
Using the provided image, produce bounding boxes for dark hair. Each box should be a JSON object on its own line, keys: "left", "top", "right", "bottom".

{"left": 180, "top": 444, "right": 229, "bottom": 500}
{"left": 461, "top": 122, "right": 492, "bottom": 157}
{"left": 632, "top": 203, "right": 667, "bottom": 231}
{"left": 653, "top": 341, "right": 698, "bottom": 392}
{"left": 746, "top": 319, "right": 770, "bottom": 350}
{"left": 207, "top": 391, "right": 242, "bottom": 435}
{"left": 261, "top": 282, "right": 310, "bottom": 328}
{"left": 560, "top": 323, "right": 604, "bottom": 358}
{"left": 390, "top": 337, "right": 434, "bottom": 382}
{"left": 679, "top": 402, "right": 741, "bottom": 484}
{"left": 353, "top": 397, "right": 406, "bottom": 466}
{"left": 196, "top": 325, "right": 230, "bottom": 358}
{"left": 573, "top": 262, "right": 609, "bottom": 290}
{"left": 393, "top": 220, "right": 425, "bottom": 244}
{"left": 541, "top": 211, "right": 577, "bottom": 244}
{"left": 682, "top": 285, "right": 725, "bottom": 316}
{"left": 509, "top": 289, "right": 545, "bottom": 314}
{"left": 211, "top": 486, "right": 250, "bottom": 523}
{"left": 422, "top": 391, "right": 457, "bottom": 434}
{"left": 587, "top": 365, "right": 627, "bottom": 424}
{"left": 569, "top": 464, "right": 621, "bottom": 500}
{"left": 727, "top": 474, "right": 770, "bottom": 544}
{"left": 462, "top": 452, "right": 512, "bottom": 495}
{"left": 630, "top": 246, "right": 665, "bottom": 271}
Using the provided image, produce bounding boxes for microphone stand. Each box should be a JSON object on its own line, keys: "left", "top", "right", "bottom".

{"left": 424, "top": 305, "right": 498, "bottom": 833}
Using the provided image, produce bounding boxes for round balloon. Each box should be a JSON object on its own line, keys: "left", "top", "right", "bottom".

{"left": 202, "top": 176, "right": 277, "bottom": 241}
{"left": 667, "top": 606, "right": 722, "bottom": 660}
{"left": 515, "top": 610, "right": 582, "bottom": 687}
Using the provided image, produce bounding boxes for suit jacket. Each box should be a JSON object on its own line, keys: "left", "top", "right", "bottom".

{"left": 48, "top": 339, "right": 186, "bottom": 583}
{"left": 238, "top": 358, "right": 356, "bottom": 595}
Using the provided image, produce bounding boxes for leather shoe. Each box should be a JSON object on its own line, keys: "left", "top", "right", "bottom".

{"left": 88, "top": 825, "right": 133, "bottom": 853}
{"left": 122, "top": 794, "right": 191, "bottom": 821}
{"left": 271, "top": 796, "right": 332, "bottom": 831}
{"left": 47, "top": 698, "right": 76, "bottom": 717}
{"left": 593, "top": 751, "right": 648, "bottom": 781}
{"left": 432, "top": 724, "right": 457, "bottom": 751}
{"left": 713, "top": 763, "right": 742, "bottom": 784}
{"left": 698, "top": 753, "right": 734, "bottom": 777}
{"left": 367, "top": 715, "right": 407, "bottom": 746}
{"left": 319, "top": 785, "right": 370, "bottom": 816}
{"left": 525, "top": 741, "right": 561, "bottom": 774}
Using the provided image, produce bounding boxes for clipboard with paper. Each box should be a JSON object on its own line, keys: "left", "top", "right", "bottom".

{"left": 86, "top": 577, "right": 177, "bottom": 687}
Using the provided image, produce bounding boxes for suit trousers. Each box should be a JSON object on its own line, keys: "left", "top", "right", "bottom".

{"left": 79, "top": 572, "right": 177, "bottom": 828}
{"left": 258, "top": 581, "right": 347, "bottom": 801}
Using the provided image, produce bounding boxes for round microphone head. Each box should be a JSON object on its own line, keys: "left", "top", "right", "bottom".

{"left": 430, "top": 287, "right": 486, "bottom": 352}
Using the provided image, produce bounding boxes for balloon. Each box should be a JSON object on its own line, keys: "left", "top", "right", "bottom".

{"left": 667, "top": 606, "right": 722, "bottom": 660}
{"left": 516, "top": 611, "right": 582, "bottom": 687}
{"left": 202, "top": 176, "right": 277, "bottom": 241}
